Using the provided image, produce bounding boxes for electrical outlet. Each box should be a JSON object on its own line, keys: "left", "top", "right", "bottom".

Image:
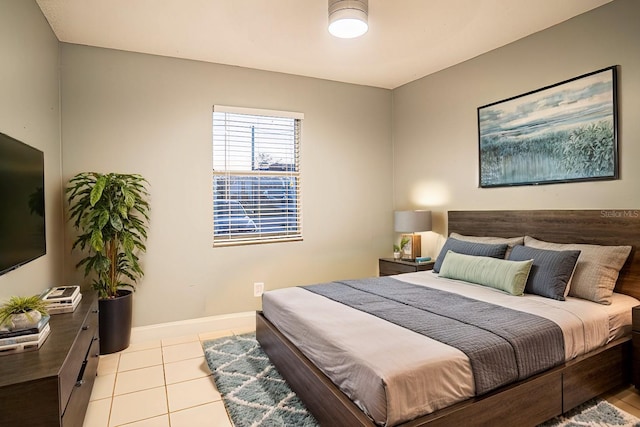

{"left": 254, "top": 282, "right": 264, "bottom": 297}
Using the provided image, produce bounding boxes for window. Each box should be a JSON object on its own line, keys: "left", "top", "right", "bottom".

{"left": 213, "top": 106, "right": 303, "bottom": 245}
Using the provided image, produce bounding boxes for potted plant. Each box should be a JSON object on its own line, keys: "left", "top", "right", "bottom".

{"left": 393, "top": 244, "right": 402, "bottom": 260}
{"left": 398, "top": 236, "right": 410, "bottom": 259}
{"left": 66, "top": 172, "right": 150, "bottom": 354}
{"left": 0, "top": 295, "right": 48, "bottom": 330}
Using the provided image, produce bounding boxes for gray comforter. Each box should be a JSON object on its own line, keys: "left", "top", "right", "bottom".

{"left": 304, "top": 277, "right": 565, "bottom": 395}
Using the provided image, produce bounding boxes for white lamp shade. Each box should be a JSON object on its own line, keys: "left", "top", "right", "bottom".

{"left": 328, "top": 0, "right": 369, "bottom": 39}
{"left": 394, "top": 210, "right": 432, "bottom": 233}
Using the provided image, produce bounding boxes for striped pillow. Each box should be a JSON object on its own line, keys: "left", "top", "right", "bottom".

{"left": 508, "top": 245, "right": 580, "bottom": 301}
{"left": 433, "top": 237, "right": 508, "bottom": 273}
{"left": 449, "top": 233, "right": 524, "bottom": 258}
{"left": 439, "top": 251, "right": 533, "bottom": 296}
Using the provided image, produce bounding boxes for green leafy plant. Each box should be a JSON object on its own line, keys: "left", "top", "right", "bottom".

{"left": 480, "top": 120, "right": 615, "bottom": 186}
{"left": 393, "top": 244, "right": 401, "bottom": 252}
{"left": 400, "top": 236, "right": 410, "bottom": 250}
{"left": 0, "top": 295, "right": 48, "bottom": 326}
{"left": 562, "top": 121, "right": 614, "bottom": 176}
{"left": 66, "top": 173, "right": 150, "bottom": 299}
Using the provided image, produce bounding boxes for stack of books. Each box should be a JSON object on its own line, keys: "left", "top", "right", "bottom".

{"left": 41, "top": 286, "right": 82, "bottom": 314}
{"left": 0, "top": 315, "right": 51, "bottom": 356}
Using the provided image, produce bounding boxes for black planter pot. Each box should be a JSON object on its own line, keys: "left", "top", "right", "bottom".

{"left": 98, "top": 289, "right": 133, "bottom": 354}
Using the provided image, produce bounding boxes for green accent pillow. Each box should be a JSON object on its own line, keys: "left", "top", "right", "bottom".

{"left": 439, "top": 250, "right": 533, "bottom": 296}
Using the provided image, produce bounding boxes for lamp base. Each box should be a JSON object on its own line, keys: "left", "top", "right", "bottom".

{"left": 401, "top": 233, "right": 421, "bottom": 260}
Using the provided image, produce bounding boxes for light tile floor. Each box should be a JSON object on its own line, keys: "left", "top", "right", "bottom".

{"left": 83, "top": 328, "right": 254, "bottom": 427}
{"left": 84, "top": 326, "right": 640, "bottom": 426}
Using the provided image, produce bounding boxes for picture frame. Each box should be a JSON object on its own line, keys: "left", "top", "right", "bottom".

{"left": 478, "top": 66, "right": 618, "bottom": 188}
{"left": 401, "top": 233, "right": 421, "bottom": 260}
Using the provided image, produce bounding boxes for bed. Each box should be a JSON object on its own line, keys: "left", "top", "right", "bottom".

{"left": 256, "top": 210, "right": 640, "bottom": 426}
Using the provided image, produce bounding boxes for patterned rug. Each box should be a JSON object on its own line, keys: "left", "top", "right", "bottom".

{"left": 203, "top": 333, "right": 640, "bottom": 427}
{"left": 539, "top": 398, "right": 640, "bottom": 427}
{"left": 202, "top": 333, "right": 318, "bottom": 426}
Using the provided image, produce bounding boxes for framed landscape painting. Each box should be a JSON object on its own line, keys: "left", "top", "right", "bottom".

{"left": 478, "top": 66, "right": 618, "bottom": 188}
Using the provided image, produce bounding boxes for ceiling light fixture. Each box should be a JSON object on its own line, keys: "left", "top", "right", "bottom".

{"left": 328, "top": 0, "right": 369, "bottom": 39}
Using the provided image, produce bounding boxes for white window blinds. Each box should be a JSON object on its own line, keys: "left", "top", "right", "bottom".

{"left": 213, "top": 106, "right": 303, "bottom": 245}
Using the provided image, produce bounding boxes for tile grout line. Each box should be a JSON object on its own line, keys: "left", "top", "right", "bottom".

{"left": 161, "top": 339, "right": 172, "bottom": 427}
{"left": 85, "top": 332, "right": 640, "bottom": 427}
{"left": 107, "top": 353, "right": 121, "bottom": 427}
{"left": 202, "top": 334, "right": 235, "bottom": 425}
{"left": 93, "top": 333, "right": 237, "bottom": 427}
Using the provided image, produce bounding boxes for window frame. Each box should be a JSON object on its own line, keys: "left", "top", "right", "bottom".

{"left": 212, "top": 105, "right": 303, "bottom": 246}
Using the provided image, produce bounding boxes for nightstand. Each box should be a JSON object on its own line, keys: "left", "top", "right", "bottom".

{"left": 633, "top": 306, "right": 640, "bottom": 388}
{"left": 379, "top": 258, "right": 434, "bottom": 276}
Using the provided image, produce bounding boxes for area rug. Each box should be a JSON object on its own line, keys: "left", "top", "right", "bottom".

{"left": 202, "top": 333, "right": 318, "bottom": 427}
{"left": 539, "top": 398, "right": 640, "bottom": 427}
{"left": 203, "top": 333, "right": 640, "bottom": 427}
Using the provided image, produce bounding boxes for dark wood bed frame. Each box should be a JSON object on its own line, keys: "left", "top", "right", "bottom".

{"left": 257, "top": 210, "right": 640, "bottom": 426}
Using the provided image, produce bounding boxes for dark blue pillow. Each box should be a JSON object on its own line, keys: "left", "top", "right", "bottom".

{"left": 433, "top": 238, "right": 508, "bottom": 273}
{"left": 508, "top": 245, "right": 581, "bottom": 301}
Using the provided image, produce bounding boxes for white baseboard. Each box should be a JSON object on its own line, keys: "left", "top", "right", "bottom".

{"left": 130, "top": 311, "right": 256, "bottom": 343}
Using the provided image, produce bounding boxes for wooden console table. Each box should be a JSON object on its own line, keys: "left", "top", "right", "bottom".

{"left": 0, "top": 290, "right": 99, "bottom": 426}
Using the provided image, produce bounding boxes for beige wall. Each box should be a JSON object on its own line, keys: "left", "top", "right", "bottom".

{"left": 0, "top": 0, "right": 63, "bottom": 298}
{"left": 392, "top": 0, "right": 640, "bottom": 257}
{"left": 60, "top": 45, "right": 393, "bottom": 326}
{"left": 4, "top": 0, "right": 634, "bottom": 327}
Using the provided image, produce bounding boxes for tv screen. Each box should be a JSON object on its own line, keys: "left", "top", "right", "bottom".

{"left": 0, "top": 132, "right": 46, "bottom": 275}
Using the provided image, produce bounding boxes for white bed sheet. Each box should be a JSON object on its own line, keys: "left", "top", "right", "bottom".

{"left": 398, "top": 271, "right": 639, "bottom": 357}
{"left": 261, "top": 271, "right": 638, "bottom": 426}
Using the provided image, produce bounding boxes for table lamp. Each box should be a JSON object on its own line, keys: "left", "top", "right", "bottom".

{"left": 394, "top": 210, "right": 432, "bottom": 260}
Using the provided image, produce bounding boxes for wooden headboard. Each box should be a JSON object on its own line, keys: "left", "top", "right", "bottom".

{"left": 448, "top": 210, "right": 640, "bottom": 301}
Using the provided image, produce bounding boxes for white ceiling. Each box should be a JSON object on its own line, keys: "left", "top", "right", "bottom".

{"left": 36, "top": 0, "right": 611, "bottom": 89}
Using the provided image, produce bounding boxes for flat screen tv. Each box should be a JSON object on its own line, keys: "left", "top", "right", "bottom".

{"left": 0, "top": 132, "right": 46, "bottom": 275}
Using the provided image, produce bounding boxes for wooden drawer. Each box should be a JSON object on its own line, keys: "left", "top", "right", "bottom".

{"left": 633, "top": 306, "right": 640, "bottom": 331}
{"left": 0, "top": 291, "right": 98, "bottom": 426}
{"left": 633, "top": 332, "right": 640, "bottom": 387}
{"left": 633, "top": 306, "right": 640, "bottom": 388}
{"left": 62, "top": 335, "right": 99, "bottom": 426}
{"left": 59, "top": 301, "right": 98, "bottom": 415}
{"left": 564, "top": 339, "right": 630, "bottom": 410}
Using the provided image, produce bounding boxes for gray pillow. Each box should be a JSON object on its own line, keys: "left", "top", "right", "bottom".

{"left": 433, "top": 237, "right": 508, "bottom": 273}
{"left": 449, "top": 232, "right": 524, "bottom": 258}
{"left": 508, "top": 245, "right": 580, "bottom": 301}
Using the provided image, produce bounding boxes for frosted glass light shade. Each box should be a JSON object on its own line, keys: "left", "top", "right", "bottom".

{"left": 328, "top": 1, "right": 368, "bottom": 39}
{"left": 329, "top": 9, "right": 368, "bottom": 38}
